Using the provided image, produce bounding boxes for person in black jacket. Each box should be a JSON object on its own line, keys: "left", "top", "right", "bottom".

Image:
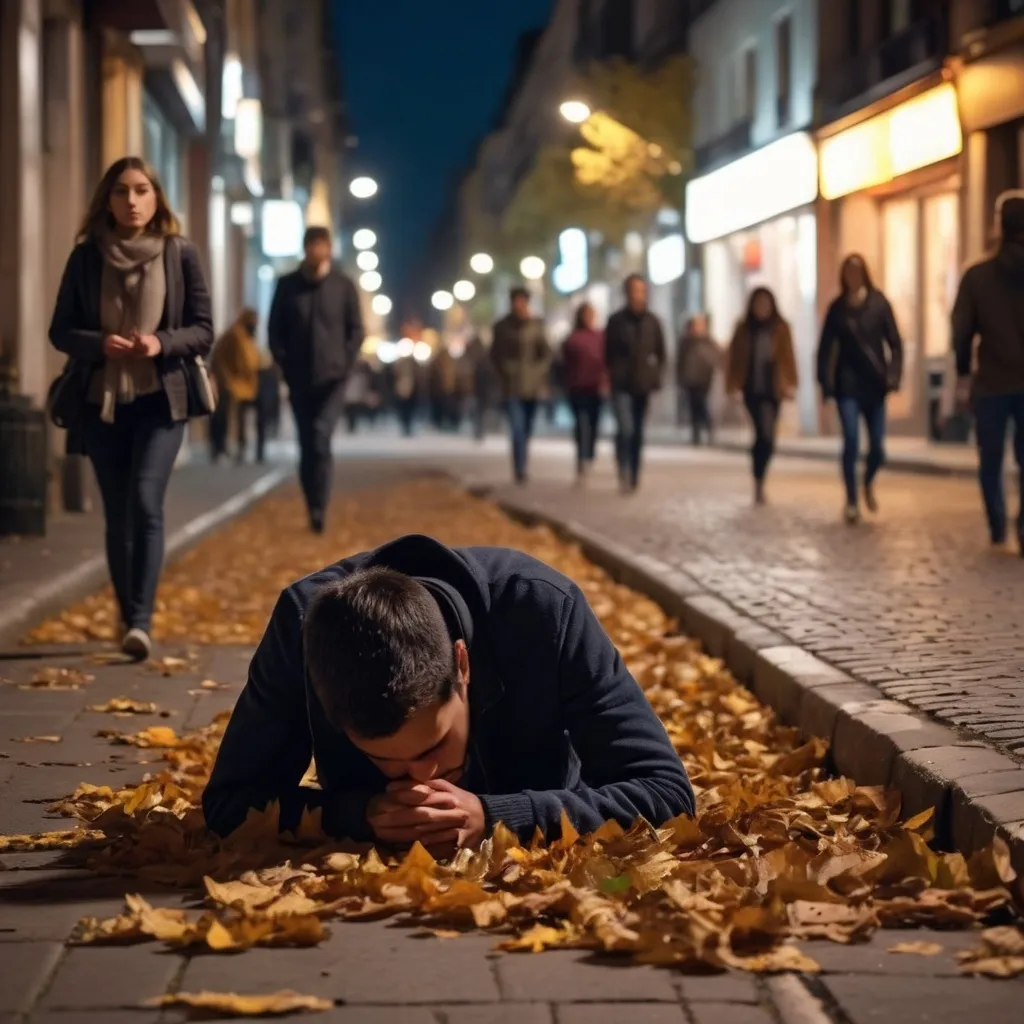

{"left": 269, "top": 226, "right": 365, "bottom": 533}
{"left": 605, "top": 275, "right": 667, "bottom": 493}
{"left": 817, "top": 255, "right": 903, "bottom": 525}
{"left": 48, "top": 156, "right": 213, "bottom": 661}
{"left": 952, "top": 194, "right": 1024, "bottom": 555}
{"left": 203, "top": 535, "right": 694, "bottom": 853}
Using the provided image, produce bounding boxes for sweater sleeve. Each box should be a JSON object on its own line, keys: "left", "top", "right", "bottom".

{"left": 202, "top": 590, "right": 374, "bottom": 840}
{"left": 157, "top": 242, "right": 214, "bottom": 359}
{"left": 951, "top": 268, "right": 977, "bottom": 379}
{"left": 478, "top": 583, "right": 695, "bottom": 841}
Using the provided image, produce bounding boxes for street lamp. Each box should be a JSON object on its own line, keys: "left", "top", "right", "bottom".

{"left": 453, "top": 279, "right": 476, "bottom": 302}
{"left": 359, "top": 270, "right": 382, "bottom": 293}
{"left": 560, "top": 100, "right": 592, "bottom": 124}
{"left": 349, "top": 176, "right": 378, "bottom": 199}
{"left": 469, "top": 252, "right": 494, "bottom": 274}
{"left": 372, "top": 294, "right": 392, "bottom": 316}
{"left": 520, "top": 255, "right": 546, "bottom": 281}
{"left": 431, "top": 290, "right": 454, "bottom": 311}
{"left": 353, "top": 228, "right": 377, "bottom": 250}
{"left": 356, "top": 250, "right": 379, "bottom": 271}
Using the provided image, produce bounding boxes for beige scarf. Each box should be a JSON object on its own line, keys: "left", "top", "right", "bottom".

{"left": 94, "top": 229, "right": 167, "bottom": 423}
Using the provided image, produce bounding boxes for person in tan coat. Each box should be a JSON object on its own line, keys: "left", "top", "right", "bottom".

{"left": 210, "top": 308, "right": 261, "bottom": 463}
{"left": 726, "top": 287, "right": 798, "bottom": 504}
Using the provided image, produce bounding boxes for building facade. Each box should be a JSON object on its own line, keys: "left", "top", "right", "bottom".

{"left": 685, "top": 0, "right": 821, "bottom": 434}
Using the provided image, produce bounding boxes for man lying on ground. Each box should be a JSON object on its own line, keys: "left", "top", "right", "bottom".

{"left": 203, "top": 534, "right": 694, "bottom": 854}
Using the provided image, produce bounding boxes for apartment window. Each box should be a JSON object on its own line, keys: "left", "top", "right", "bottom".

{"left": 742, "top": 46, "right": 757, "bottom": 122}
{"left": 776, "top": 15, "right": 792, "bottom": 127}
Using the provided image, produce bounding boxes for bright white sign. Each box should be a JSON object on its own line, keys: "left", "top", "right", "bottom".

{"left": 647, "top": 233, "right": 685, "bottom": 285}
{"left": 261, "top": 200, "right": 304, "bottom": 258}
{"left": 685, "top": 132, "right": 818, "bottom": 244}
{"left": 552, "top": 228, "right": 588, "bottom": 294}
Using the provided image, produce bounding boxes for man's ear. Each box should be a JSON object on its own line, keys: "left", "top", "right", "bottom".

{"left": 455, "top": 639, "right": 470, "bottom": 690}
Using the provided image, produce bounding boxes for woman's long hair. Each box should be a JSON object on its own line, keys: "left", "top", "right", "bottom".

{"left": 573, "top": 302, "right": 594, "bottom": 331}
{"left": 839, "top": 253, "right": 875, "bottom": 295}
{"left": 77, "top": 156, "right": 180, "bottom": 242}
{"left": 745, "top": 286, "right": 778, "bottom": 325}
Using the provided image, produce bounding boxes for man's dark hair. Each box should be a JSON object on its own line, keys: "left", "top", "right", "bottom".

{"left": 510, "top": 286, "right": 530, "bottom": 303}
{"left": 303, "top": 568, "right": 456, "bottom": 739}
{"left": 1000, "top": 196, "right": 1024, "bottom": 243}
{"left": 304, "top": 225, "right": 331, "bottom": 248}
{"left": 624, "top": 273, "right": 647, "bottom": 294}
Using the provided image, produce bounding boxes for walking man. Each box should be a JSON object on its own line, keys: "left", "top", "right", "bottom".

{"left": 491, "top": 287, "right": 552, "bottom": 484}
{"left": 203, "top": 534, "right": 695, "bottom": 851}
{"left": 952, "top": 193, "right": 1024, "bottom": 555}
{"left": 269, "top": 226, "right": 364, "bottom": 533}
{"left": 605, "top": 275, "right": 667, "bottom": 493}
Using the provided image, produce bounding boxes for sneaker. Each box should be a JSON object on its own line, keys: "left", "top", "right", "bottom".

{"left": 121, "top": 628, "right": 152, "bottom": 662}
{"left": 309, "top": 510, "right": 325, "bottom": 534}
{"left": 864, "top": 483, "right": 878, "bottom": 514}
{"left": 754, "top": 480, "right": 766, "bottom": 506}
{"left": 844, "top": 504, "right": 860, "bottom": 525}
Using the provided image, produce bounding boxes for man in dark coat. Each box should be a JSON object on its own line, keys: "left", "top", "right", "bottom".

{"left": 952, "top": 194, "right": 1024, "bottom": 555}
{"left": 605, "top": 275, "right": 667, "bottom": 492}
{"left": 269, "top": 226, "right": 364, "bottom": 532}
{"left": 203, "top": 535, "right": 694, "bottom": 853}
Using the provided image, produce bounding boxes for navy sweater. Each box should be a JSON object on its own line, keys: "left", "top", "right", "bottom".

{"left": 202, "top": 535, "right": 694, "bottom": 842}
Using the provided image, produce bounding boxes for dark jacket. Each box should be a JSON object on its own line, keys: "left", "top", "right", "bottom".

{"left": 817, "top": 290, "right": 903, "bottom": 401}
{"left": 202, "top": 535, "right": 694, "bottom": 842}
{"left": 605, "top": 308, "right": 666, "bottom": 395}
{"left": 490, "top": 315, "right": 551, "bottom": 400}
{"left": 49, "top": 236, "right": 214, "bottom": 449}
{"left": 952, "top": 242, "right": 1024, "bottom": 398}
{"left": 562, "top": 327, "right": 607, "bottom": 394}
{"left": 268, "top": 267, "right": 365, "bottom": 390}
{"left": 677, "top": 332, "right": 720, "bottom": 391}
{"left": 726, "top": 317, "right": 799, "bottom": 400}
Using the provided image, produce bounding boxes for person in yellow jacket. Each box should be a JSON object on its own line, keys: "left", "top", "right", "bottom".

{"left": 210, "top": 308, "right": 262, "bottom": 463}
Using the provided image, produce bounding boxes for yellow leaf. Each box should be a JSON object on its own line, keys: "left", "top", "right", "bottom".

{"left": 889, "top": 941, "right": 943, "bottom": 956}
{"left": 148, "top": 990, "right": 332, "bottom": 1016}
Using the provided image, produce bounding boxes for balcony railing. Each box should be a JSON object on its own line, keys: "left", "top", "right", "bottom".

{"left": 817, "top": 13, "right": 947, "bottom": 122}
{"left": 693, "top": 118, "right": 752, "bottom": 173}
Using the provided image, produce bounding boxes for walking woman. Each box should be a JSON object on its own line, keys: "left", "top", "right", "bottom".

{"left": 726, "top": 287, "right": 799, "bottom": 504}
{"left": 562, "top": 301, "right": 606, "bottom": 483}
{"left": 817, "top": 254, "right": 903, "bottom": 524}
{"left": 677, "top": 313, "right": 720, "bottom": 445}
{"left": 49, "top": 157, "right": 213, "bottom": 661}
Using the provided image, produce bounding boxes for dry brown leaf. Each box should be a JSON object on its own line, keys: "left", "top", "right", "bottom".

{"left": 88, "top": 698, "right": 160, "bottom": 715}
{"left": 17, "top": 735, "right": 61, "bottom": 744}
{"left": 147, "top": 990, "right": 332, "bottom": 1017}
{"left": 20, "top": 666, "right": 94, "bottom": 690}
{"left": 889, "top": 941, "right": 944, "bottom": 956}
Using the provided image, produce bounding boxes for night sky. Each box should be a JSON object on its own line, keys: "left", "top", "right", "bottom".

{"left": 335, "top": 0, "right": 553, "bottom": 316}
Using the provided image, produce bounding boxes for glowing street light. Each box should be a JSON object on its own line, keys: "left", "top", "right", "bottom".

{"left": 372, "top": 294, "right": 392, "bottom": 316}
{"left": 560, "top": 100, "right": 592, "bottom": 124}
{"left": 469, "top": 252, "right": 494, "bottom": 274}
{"left": 453, "top": 279, "right": 476, "bottom": 302}
{"left": 353, "top": 228, "right": 377, "bottom": 250}
{"left": 431, "top": 289, "right": 454, "bottom": 311}
{"left": 356, "top": 250, "right": 379, "bottom": 271}
{"left": 413, "top": 341, "right": 433, "bottom": 363}
{"left": 520, "top": 255, "right": 546, "bottom": 281}
{"left": 396, "top": 337, "right": 415, "bottom": 359}
{"left": 359, "top": 270, "right": 382, "bottom": 293}
{"left": 349, "top": 176, "right": 378, "bottom": 199}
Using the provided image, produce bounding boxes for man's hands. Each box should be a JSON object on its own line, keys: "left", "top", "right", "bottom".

{"left": 102, "top": 332, "right": 162, "bottom": 360}
{"left": 367, "top": 779, "right": 485, "bottom": 858}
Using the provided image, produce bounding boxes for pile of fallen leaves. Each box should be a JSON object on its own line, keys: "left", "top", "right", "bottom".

{"left": 6, "top": 479, "right": 1024, "bottom": 981}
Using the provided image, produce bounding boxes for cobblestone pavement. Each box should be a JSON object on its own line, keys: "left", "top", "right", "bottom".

{"left": 1, "top": 450, "right": 1023, "bottom": 1022}
{"left": 377, "top": 433, "right": 1023, "bottom": 764}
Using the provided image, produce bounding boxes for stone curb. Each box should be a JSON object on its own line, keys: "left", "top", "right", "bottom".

{"left": 0, "top": 466, "right": 289, "bottom": 652}
{"left": 492, "top": 490, "right": 1024, "bottom": 876}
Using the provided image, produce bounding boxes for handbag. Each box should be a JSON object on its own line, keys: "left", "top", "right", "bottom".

{"left": 47, "top": 358, "right": 88, "bottom": 430}
{"left": 185, "top": 353, "right": 218, "bottom": 418}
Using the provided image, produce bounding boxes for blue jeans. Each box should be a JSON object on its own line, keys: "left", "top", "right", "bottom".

{"left": 973, "top": 393, "right": 1024, "bottom": 543}
{"left": 506, "top": 398, "right": 537, "bottom": 482}
{"left": 837, "top": 396, "right": 886, "bottom": 506}
{"left": 83, "top": 393, "right": 185, "bottom": 632}
{"left": 612, "top": 392, "right": 650, "bottom": 488}
{"left": 570, "top": 392, "right": 602, "bottom": 469}
{"left": 744, "top": 395, "right": 779, "bottom": 482}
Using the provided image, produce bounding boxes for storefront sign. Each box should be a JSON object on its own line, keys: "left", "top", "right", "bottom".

{"left": 647, "top": 233, "right": 685, "bottom": 285}
{"left": 819, "top": 83, "right": 962, "bottom": 201}
{"left": 553, "top": 228, "right": 588, "bottom": 294}
{"left": 685, "top": 132, "right": 817, "bottom": 244}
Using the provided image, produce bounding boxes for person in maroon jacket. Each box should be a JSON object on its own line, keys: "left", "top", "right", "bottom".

{"left": 561, "top": 302, "right": 607, "bottom": 484}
